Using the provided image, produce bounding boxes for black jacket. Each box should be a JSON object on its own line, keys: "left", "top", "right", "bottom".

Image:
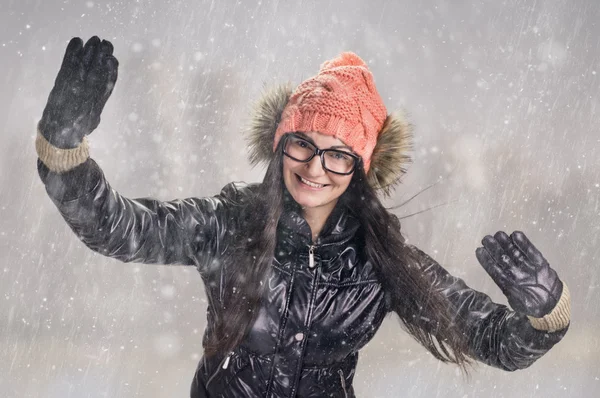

{"left": 38, "top": 159, "right": 568, "bottom": 398}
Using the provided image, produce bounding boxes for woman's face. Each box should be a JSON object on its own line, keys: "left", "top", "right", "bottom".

{"left": 282, "top": 131, "right": 354, "bottom": 214}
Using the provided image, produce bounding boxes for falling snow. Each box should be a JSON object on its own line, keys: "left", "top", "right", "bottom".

{"left": 1, "top": 0, "right": 599, "bottom": 397}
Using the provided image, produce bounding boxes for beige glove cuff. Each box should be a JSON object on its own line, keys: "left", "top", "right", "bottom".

{"left": 35, "top": 130, "right": 89, "bottom": 173}
{"left": 527, "top": 284, "right": 571, "bottom": 332}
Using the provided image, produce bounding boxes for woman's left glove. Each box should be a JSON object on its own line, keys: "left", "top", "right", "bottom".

{"left": 475, "top": 231, "right": 563, "bottom": 318}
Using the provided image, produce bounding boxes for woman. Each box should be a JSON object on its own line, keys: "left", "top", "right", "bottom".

{"left": 36, "top": 37, "right": 570, "bottom": 398}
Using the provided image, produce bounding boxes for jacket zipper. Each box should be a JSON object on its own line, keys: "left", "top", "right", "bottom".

{"left": 308, "top": 245, "right": 315, "bottom": 268}
{"left": 206, "top": 351, "right": 233, "bottom": 387}
{"left": 338, "top": 369, "right": 348, "bottom": 398}
{"left": 289, "top": 249, "right": 321, "bottom": 397}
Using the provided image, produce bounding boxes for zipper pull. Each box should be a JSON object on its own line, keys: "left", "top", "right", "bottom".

{"left": 308, "top": 245, "right": 315, "bottom": 269}
{"left": 222, "top": 352, "right": 232, "bottom": 369}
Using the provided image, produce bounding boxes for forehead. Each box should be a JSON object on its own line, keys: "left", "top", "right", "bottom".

{"left": 298, "top": 131, "right": 349, "bottom": 148}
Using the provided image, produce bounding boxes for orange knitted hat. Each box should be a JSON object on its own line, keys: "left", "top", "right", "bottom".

{"left": 273, "top": 52, "right": 387, "bottom": 171}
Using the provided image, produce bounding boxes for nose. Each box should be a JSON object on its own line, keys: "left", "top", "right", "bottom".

{"left": 305, "top": 154, "right": 326, "bottom": 176}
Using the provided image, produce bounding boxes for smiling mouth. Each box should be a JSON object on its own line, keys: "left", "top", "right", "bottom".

{"left": 296, "top": 174, "right": 328, "bottom": 188}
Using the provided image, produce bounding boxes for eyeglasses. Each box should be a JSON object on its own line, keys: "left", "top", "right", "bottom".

{"left": 283, "top": 134, "right": 359, "bottom": 175}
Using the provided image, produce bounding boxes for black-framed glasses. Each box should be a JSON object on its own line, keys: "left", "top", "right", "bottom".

{"left": 282, "top": 134, "right": 359, "bottom": 175}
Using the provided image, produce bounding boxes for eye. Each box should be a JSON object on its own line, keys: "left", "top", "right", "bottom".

{"left": 291, "top": 136, "right": 312, "bottom": 148}
{"left": 326, "top": 151, "right": 353, "bottom": 161}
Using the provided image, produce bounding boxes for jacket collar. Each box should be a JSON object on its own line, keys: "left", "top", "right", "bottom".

{"left": 278, "top": 190, "right": 361, "bottom": 257}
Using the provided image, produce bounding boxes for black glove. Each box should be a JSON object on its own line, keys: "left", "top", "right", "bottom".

{"left": 38, "top": 36, "right": 118, "bottom": 149}
{"left": 475, "top": 231, "right": 563, "bottom": 318}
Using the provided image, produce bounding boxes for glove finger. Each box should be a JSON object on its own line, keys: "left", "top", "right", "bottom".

{"left": 82, "top": 36, "right": 101, "bottom": 68}
{"left": 54, "top": 37, "right": 84, "bottom": 86}
{"left": 42, "top": 38, "right": 84, "bottom": 130}
{"left": 511, "top": 231, "right": 547, "bottom": 267}
{"left": 90, "top": 43, "right": 116, "bottom": 91}
{"left": 87, "top": 55, "right": 118, "bottom": 127}
{"left": 481, "top": 235, "right": 510, "bottom": 269}
{"left": 88, "top": 56, "right": 108, "bottom": 91}
{"left": 87, "top": 50, "right": 114, "bottom": 97}
{"left": 100, "top": 39, "right": 114, "bottom": 55}
{"left": 61, "top": 37, "right": 84, "bottom": 66}
{"left": 492, "top": 231, "right": 511, "bottom": 251}
{"left": 476, "top": 247, "right": 512, "bottom": 290}
{"left": 494, "top": 231, "right": 536, "bottom": 276}
{"left": 94, "top": 64, "right": 117, "bottom": 117}
{"left": 482, "top": 235, "right": 521, "bottom": 284}
{"left": 89, "top": 55, "right": 118, "bottom": 99}
{"left": 92, "top": 39, "right": 114, "bottom": 68}
{"left": 104, "top": 55, "right": 119, "bottom": 89}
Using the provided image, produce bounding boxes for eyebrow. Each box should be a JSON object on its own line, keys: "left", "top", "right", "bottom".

{"left": 295, "top": 132, "right": 353, "bottom": 150}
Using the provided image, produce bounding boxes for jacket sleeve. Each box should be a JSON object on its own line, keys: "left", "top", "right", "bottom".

{"left": 37, "top": 157, "right": 251, "bottom": 268}
{"left": 407, "top": 244, "right": 569, "bottom": 371}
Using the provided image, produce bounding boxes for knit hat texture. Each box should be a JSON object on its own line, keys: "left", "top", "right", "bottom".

{"left": 273, "top": 52, "right": 387, "bottom": 171}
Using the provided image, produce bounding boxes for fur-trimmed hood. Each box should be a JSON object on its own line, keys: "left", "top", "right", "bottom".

{"left": 245, "top": 84, "right": 413, "bottom": 196}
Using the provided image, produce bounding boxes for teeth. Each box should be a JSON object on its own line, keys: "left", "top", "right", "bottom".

{"left": 300, "top": 176, "right": 325, "bottom": 188}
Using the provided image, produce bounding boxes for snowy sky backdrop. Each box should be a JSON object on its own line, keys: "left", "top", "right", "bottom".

{"left": 1, "top": 0, "right": 599, "bottom": 396}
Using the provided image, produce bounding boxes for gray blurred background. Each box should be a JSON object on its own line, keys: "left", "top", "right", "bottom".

{"left": 1, "top": 0, "right": 599, "bottom": 396}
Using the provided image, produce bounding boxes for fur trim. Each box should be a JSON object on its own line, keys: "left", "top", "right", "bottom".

{"left": 366, "top": 111, "right": 413, "bottom": 196}
{"left": 246, "top": 84, "right": 292, "bottom": 167}
{"left": 245, "top": 84, "right": 413, "bottom": 194}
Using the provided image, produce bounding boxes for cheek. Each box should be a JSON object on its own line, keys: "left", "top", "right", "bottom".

{"left": 325, "top": 179, "right": 351, "bottom": 202}
{"left": 331, "top": 175, "right": 352, "bottom": 192}
{"left": 282, "top": 158, "right": 296, "bottom": 189}
{"left": 283, "top": 158, "right": 293, "bottom": 174}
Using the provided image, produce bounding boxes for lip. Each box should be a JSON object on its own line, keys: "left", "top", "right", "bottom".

{"left": 295, "top": 174, "right": 329, "bottom": 190}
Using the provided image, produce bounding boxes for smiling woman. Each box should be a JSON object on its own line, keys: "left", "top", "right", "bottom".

{"left": 35, "top": 37, "right": 571, "bottom": 398}
{"left": 282, "top": 133, "right": 356, "bottom": 240}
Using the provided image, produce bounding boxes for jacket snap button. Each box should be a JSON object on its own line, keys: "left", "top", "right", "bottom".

{"left": 294, "top": 332, "right": 304, "bottom": 341}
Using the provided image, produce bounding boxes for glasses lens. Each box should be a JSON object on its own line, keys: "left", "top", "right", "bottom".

{"left": 323, "top": 150, "right": 356, "bottom": 174}
{"left": 283, "top": 135, "right": 357, "bottom": 174}
{"left": 284, "top": 136, "right": 316, "bottom": 161}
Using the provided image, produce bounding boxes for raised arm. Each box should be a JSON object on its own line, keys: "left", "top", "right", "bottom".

{"left": 408, "top": 231, "right": 570, "bottom": 371}
{"left": 37, "top": 157, "right": 249, "bottom": 266}
{"left": 36, "top": 36, "right": 248, "bottom": 268}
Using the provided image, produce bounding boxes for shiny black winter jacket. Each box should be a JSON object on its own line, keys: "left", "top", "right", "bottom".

{"left": 38, "top": 159, "right": 568, "bottom": 398}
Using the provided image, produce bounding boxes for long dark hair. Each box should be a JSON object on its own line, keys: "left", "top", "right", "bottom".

{"left": 204, "top": 140, "right": 472, "bottom": 372}
{"left": 203, "top": 146, "right": 284, "bottom": 357}
{"left": 343, "top": 162, "right": 472, "bottom": 373}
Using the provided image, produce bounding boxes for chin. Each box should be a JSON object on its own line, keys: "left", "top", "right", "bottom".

{"left": 289, "top": 189, "right": 330, "bottom": 210}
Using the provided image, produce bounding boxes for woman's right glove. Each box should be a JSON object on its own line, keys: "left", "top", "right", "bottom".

{"left": 38, "top": 36, "right": 118, "bottom": 149}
